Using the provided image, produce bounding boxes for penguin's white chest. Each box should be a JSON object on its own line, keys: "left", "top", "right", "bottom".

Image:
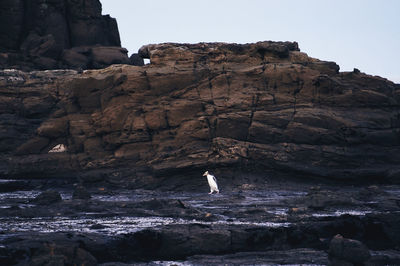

{"left": 207, "top": 174, "right": 219, "bottom": 192}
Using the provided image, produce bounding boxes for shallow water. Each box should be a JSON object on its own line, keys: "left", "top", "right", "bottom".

{"left": 0, "top": 179, "right": 19, "bottom": 183}
{"left": 0, "top": 182, "right": 399, "bottom": 236}
{"left": 311, "top": 210, "right": 372, "bottom": 217}
{"left": 0, "top": 190, "right": 41, "bottom": 200}
{"left": 0, "top": 215, "right": 291, "bottom": 235}
{"left": 0, "top": 186, "right": 300, "bottom": 235}
{"left": 0, "top": 216, "right": 176, "bottom": 235}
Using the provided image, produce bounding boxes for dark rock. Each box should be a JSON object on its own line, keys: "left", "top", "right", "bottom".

{"left": 72, "top": 186, "right": 91, "bottom": 200}
{"left": 187, "top": 249, "right": 329, "bottom": 265}
{"left": 328, "top": 234, "right": 371, "bottom": 265}
{"left": 67, "top": 4, "right": 120, "bottom": 47}
{"left": 91, "top": 47, "right": 131, "bottom": 68}
{"left": 329, "top": 257, "right": 354, "bottom": 266}
{"left": 90, "top": 224, "right": 108, "bottom": 229}
{"left": 15, "top": 137, "right": 50, "bottom": 155}
{"left": 0, "top": 0, "right": 24, "bottom": 50}
{"left": 79, "top": 170, "right": 108, "bottom": 184}
{"left": 303, "top": 187, "right": 355, "bottom": 210}
{"left": 304, "top": 191, "right": 329, "bottom": 210}
{"left": 0, "top": 0, "right": 130, "bottom": 71}
{"left": 132, "top": 224, "right": 232, "bottom": 260}
{"left": 37, "top": 118, "right": 68, "bottom": 138}
{"left": 386, "top": 169, "right": 400, "bottom": 184}
{"left": 0, "top": 180, "right": 32, "bottom": 192}
{"left": 130, "top": 53, "right": 145, "bottom": 66}
{"left": 367, "top": 250, "right": 400, "bottom": 266}
{"left": 136, "top": 198, "right": 189, "bottom": 210}
{"left": 3, "top": 234, "right": 97, "bottom": 266}
{"left": 31, "top": 190, "right": 62, "bottom": 205}
{"left": 364, "top": 213, "right": 400, "bottom": 250}
{"left": 61, "top": 48, "right": 91, "bottom": 69}
{"left": 20, "top": 33, "right": 61, "bottom": 59}
{"left": 356, "top": 185, "right": 389, "bottom": 200}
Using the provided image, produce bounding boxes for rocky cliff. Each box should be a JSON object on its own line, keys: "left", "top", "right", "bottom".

{"left": 1, "top": 41, "right": 400, "bottom": 187}
{"left": 0, "top": 0, "right": 137, "bottom": 71}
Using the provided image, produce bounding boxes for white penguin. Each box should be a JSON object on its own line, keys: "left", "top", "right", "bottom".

{"left": 203, "top": 171, "right": 219, "bottom": 194}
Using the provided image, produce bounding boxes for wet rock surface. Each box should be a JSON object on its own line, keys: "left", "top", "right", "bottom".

{"left": 184, "top": 249, "right": 329, "bottom": 265}
{"left": 72, "top": 186, "right": 91, "bottom": 200}
{"left": 0, "top": 179, "right": 399, "bottom": 265}
{"left": 30, "top": 190, "right": 62, "bottom": 205}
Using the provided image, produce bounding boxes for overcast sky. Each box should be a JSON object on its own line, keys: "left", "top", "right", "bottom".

{"left": 102, "top": 0, "right": 400, "bottom": 83}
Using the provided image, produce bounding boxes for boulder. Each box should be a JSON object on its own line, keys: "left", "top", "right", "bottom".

{"left": 61, "top": 48, "right": 90, "bottom": 69}
{"left": 31, "top": 242, "right": 97, "bottom": 266}
{"left": 37, "top": 118, "right": 68, "bottom": 138}
{"left": 31, "top": 191, "right": 62, "bottom": 205}
{"left": 328, "top": 234, "right": 371, "bottom": 265}
{"left": 72, "top": 186, "right": 91, "bottom": 200}
{"left": 130, "top": 53, "right": 145, "bottom": 66}
{"left": 15, "top": 137, "right": 50, "bottom": 155}
{"left": 125, "top": 225, "right": 232, "bottom": 260}
{"left": 91, "top": 47, "right": 131, "bottom": 68}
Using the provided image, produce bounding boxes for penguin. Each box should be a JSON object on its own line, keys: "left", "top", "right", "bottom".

{"left": 203, "top": 171, "right": 219, "bottom": 194}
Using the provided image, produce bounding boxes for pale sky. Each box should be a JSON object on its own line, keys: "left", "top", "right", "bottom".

{"left": 102, "top": 0, "right": 400, "bottom": 83}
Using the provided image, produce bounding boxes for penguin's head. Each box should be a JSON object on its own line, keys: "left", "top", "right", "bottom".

{"left": 203, "top": 171, "right": 209, "bottom": 176}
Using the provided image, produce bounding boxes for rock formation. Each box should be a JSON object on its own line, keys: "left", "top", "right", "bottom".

{"left": 1, "top": 41, "right": 399, "bottom": 187}
{"left": 328, "top": 234, "right": 371, "bottom": 265}
{"left": 0, "top": 0, "right": 134, "bottom": 71}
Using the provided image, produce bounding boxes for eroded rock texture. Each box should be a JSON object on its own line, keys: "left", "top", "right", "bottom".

{"left": 1, "top": 42, "right": 400, "bottom": 186}
{"left": 0, "top": 0, "right": 133, "bottom": 71}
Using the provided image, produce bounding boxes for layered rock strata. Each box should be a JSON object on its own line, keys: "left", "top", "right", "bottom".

{"left": 1, "top": 41, "right": 399, "bottom": 186}
{"left": 0, "top": 0, "right": 135, "bottom": 71}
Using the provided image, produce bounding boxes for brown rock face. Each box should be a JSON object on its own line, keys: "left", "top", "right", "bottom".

{"left": 1, "top": 42, "right": 400, "bottom": 187}
{"left": 0, "top": 0, "right": 133, "bottom": 71}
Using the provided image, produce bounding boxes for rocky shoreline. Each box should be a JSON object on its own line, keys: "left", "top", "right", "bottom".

{"left": 1, "top": 2, "right": 400, "bottom": 264}
{"left": 0, "top": 178, "right": 399, "bottom": 265}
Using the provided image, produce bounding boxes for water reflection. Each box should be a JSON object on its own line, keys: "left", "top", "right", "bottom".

{"left": 0, "top": 183, "right": 398, "bottom": 236}
{"left": 0, "top": 216, "right": 291, "bottom": 235}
